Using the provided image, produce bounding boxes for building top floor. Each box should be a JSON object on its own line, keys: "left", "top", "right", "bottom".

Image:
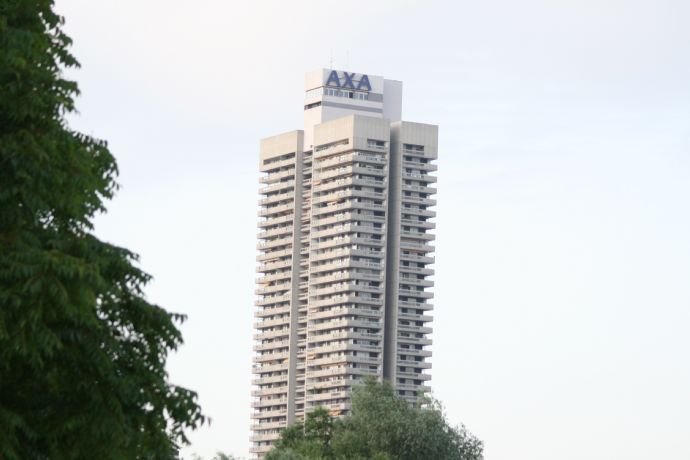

{"left": 303, "top": 69, "right": 402, "bottom": 150}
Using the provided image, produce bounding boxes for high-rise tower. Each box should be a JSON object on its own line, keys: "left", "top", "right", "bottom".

{"left": 251, "top": 70, "right": 437, "bottom": 457}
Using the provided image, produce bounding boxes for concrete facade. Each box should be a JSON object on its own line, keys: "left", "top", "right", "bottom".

{"left": 251, "top": 70, "right": 437, "bottom": 457}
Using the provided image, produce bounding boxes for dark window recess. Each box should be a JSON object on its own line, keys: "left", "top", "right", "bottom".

{"left": 304, "top": 101, "right": 322, "bottom": 110}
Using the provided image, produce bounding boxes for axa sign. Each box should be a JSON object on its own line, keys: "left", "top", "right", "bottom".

{"left": 325, "top": 70, "right": 372, "bottom": 91}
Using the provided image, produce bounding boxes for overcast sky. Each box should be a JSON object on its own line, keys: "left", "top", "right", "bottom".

{"left": 55, "top": 0, "right": 690, "bottom": 458}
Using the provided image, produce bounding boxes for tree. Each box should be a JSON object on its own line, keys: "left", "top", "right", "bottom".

{"left": 211, "top": 452, "right": 241, "bottom": 460}
{"left": 0, "top": 1, "right": 205, "bottom": 458}
{"left": 266, "top": 380, "right": 483, "bottom": 460}
{"left": 190, "top": 452, "right": 241, "bottom": 460}
{"left": 270, "top": 407, "right": 334, "bottom": 459}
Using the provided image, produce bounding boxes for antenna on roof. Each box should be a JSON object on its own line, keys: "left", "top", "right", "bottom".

{"left": 329, "top": 49, "right": 333, "bottom": 70}
{"left": 346, "top": 50, "right": 349, "bottom": 69}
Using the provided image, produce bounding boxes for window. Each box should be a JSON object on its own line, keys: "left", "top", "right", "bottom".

{"left": 305, "top": 87, "right": 324, "bottom": 98}
{"left": 367, "top": 139, "right": 386, "bottom": 149}
{"left": 403, "top": 143, "right": 425, "bottom": 153}
{"left": 323, "top": 87, "right": 369, "bottom": 100}
{"left": 315, "top": 138, "right": 349, "bottom": 152}
{"left": 304, "top": 101, "right": 321, "bottom": 110}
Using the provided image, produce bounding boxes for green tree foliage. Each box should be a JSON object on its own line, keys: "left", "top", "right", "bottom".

{"left": 212, "top": 452, "right": 239, "bottom": 460}
{"left": 190, "top": 452, "right": 241, "bottom": 460}
{"left": 266, "top": 380, "right": 483, "bottom": 460}
{"left": 0, "top": 1, "right": 205, "bottom": 458}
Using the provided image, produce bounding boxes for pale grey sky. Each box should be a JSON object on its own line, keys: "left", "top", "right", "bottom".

{"left": 56, "top": 0, "right": 690, "bottom": 458}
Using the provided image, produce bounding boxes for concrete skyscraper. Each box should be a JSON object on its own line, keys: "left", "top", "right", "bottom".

{"left": 251, "top": 69, "right": 437, "bottom": 457}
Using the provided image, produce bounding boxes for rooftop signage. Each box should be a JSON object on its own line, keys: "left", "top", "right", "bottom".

{"left": 325, "top": 70, "right": 372, "bottom": 92}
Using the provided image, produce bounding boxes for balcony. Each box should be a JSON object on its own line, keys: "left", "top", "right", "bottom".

{"left": 308, "top": 330, "right": 382, "bottom": 345}
{"left": 261, "top": 156, "right": 298, "bottom": 172}
{"left": 258, "top": 203, "right": 294, "bottom": 218}
{"left": 251, "top": 407, "right": 287, "bottom": 419}
{"left": 396, "top": 336, "right": 433, "bottom": 346}
{"left": 402, "top": 172, "right": 437, "bottom": 183}
{"left": 255, "top": 270, "right": 292, "bottom": 284}
{"left": 396, "top": 348, "right": 432, "bottom": 358}
{"left": 402, "top": 195, "right": 437, "bottom": 207}
{"left": 259, "top": 180, "right": 295, "bottom": 195}
{"left": 309, "top": 303, "right": 380, "bottom": 316}
{"left": 307, "top": 377, "right": 357, "bottom": 391}
{"left": 396, "top": 370, "right": 431, "bottom": 380}
{"left": 253, "top": 328, "right": 290, "bottom": 341}
{"left": 398, "top": 300, "right": 433, "bottom": 310}
{"left": 396, "top": 358, "right": 432, "bottom": 369}
{"left": 312, "top": 236, "right": 384, "bottom": 251}
{"left": 253, "top": 351, "right": 290, "bottom": 363}
{"left": 315, "top": 165, "right": 386, "bottom": 182}
{"left": 312, "top": 200, "right": 385, "bottom": 218}
{"left": 257, "top": 214, "right": 293, "bottom": 228}
{"left": 310, "top": 271, "right": 383, "bottom": 286}
{"left": 256, "top": 248, "right": 293, "bottom": 262}
{"left": 250, "top": 420, "right": 286, "bottom": 431}
{"left": 249, "top": 432, "right": 282, "bottom": 442}
{"left": 399, "top": 253, "right": 434, "bottom": 264}
{"left": 308, "top": 294, "right": 382, "bottom": 308}
{"left": 253, "top": 339, "right": 290, "bottom": 352}
{"left": 259, "top": 191, "right": 294, "bottom": 206}
{"left": 399, "top": 277, "right": 434, "bottom": 288}
{"left": 253, "top": 316, "right": 290, "bottom": 329}
{"left": 399, "top": 265, "right": 434, "bottom": 276}
{"left": 316, "top": 152, "right": 386, "bottom": 170}
{"left": 259, "top": 169, "right": 294, "bottom": 184}
{"left": 254, "top": 304, "right": 291, "bottom": 318}
{"left": 399, "top": 240, "right": 434, "bottom": 251}
{"left": 400, "top": 207, "right": 436, "bottom": 218}
{"left": 251, "top": 374, "right": 288, "bottom": 385}
{"left": 306, "top": 366, "right": 356, "bottom": 379}
{"left": 307, "top": 390, "right": 351, "bottom": 403}
{"left": 310, "top": 247, "right": 382, "bottom": 263}
{"left": 257, "top": 225, "right": 293, "bottom": 240}
{"left": 398, "top": 311, "right": 433, "bottom": 323}
{"left": 311, "top": 223, "right": 382, "bottom": 239}
{"left": 402, "top": 183, "right": 437, "bottom": 194}
{"left": 312, "top": 282, "right": 383, "bottom": 297}
{"left": 400, "top": 218, "right": 435, "bottom": 230}
{"left": 397, "top": 288, "right": 433, "bottom": 299}
{"left": 395, "top": 383, "right": 431, "bottom": 393}
{"left": 316, "top": 176, "right": 385, "bottom": 193}
{"left": 402, "top": 160, "right": 438, "bottom": 172}
{"left": 308, "top": 318, "right": 382, "bottom": 333}
{"left": 257, "top": 235, "right": 293, "bottom": 251}
{"left": 253, "top": 362, "right": 289, "bottom": 374}
{"left": 255, "top": 281, "right": 291, "bottom": 296}
{"left": 251, "top": 398, "right": 287, "bottom": 408}
{"left": 397, "top": 323, "right": 433, "bottom": 335}
{"left": 307, "top": 339, "right": 381, "bottom": 354}
{"left": 251, "top": 385, "right": 289, "bottom": 397}
{"left": 399, "top": 230, "right": 434, "bottom": 242}
{"left": 313, "top": 188, "right": 385, "bottom": 205}
{"left": 254, "top": 293, "right": 290, "bottom": 307}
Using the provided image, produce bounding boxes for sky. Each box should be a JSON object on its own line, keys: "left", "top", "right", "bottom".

{"left": 54, "top": 0, "right": 690, "bottom": 458}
